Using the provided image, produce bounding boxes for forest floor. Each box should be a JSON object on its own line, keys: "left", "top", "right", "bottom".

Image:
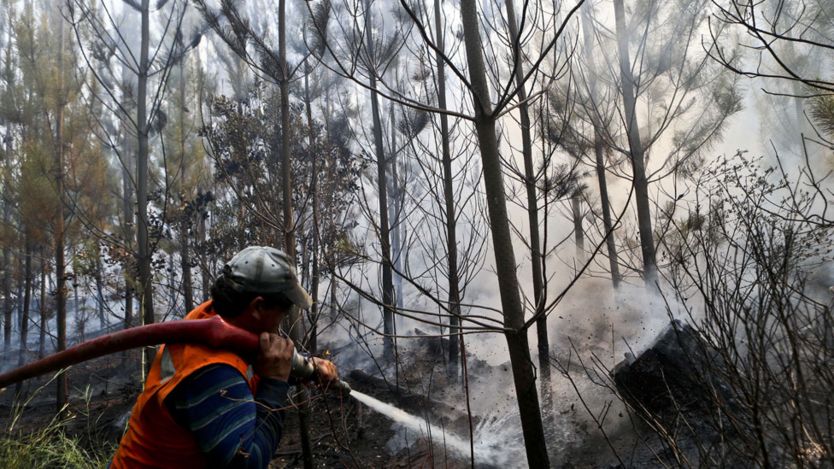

{"left": 0, "top": 329, "right": 661, "bottom": 468}
{"left": 0, "top": 343, "right": 482, "bottom": 468}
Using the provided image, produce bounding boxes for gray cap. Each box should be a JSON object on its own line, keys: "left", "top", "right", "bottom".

{"left": 222, "top": 246, "right": 313, "bottom": 309}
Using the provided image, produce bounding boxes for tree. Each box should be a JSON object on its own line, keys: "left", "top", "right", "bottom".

{"left": 710, "top": 0, "right": 834, "bottom": 95}
{"left": 305, "top": 0, "right": 590, "bottom": 462}
{"left": 162, "top": 48, "right": 211, "bottom": 314}
{"left": 555, "top": 0, "right": 742, "bottom": 287}
{"left": 68, "top": 0, "right": 196, "bottom": 374}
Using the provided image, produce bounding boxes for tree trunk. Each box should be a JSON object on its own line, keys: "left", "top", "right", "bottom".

{"left": 278, "top": 0, "right": 313, "bottom": 466}
{"left": 15, "top": 241, "right": 32, "bottom": 396}
{"left": 74, "top": 276, "right": 82, "bottom": 343}
{"left": 178, "top": 58, "right": 194, "bottom": 314}
{"left": 2, "top": 127, "right": 12, "bottom": 357}
{"left": 199, "top": 214, "right": 209, "bottom": 301}
{"left": 15, "top": 254, "right": 23, "bottom": 336}
{"left": 363, "top": 0, "right": 396, "bottom": 361}
{"left": 302, "top": 53, "right": 320, "bottom": 355}
{"left": 38, "top": 253, "right": 46, "bottom": 359}
{"left": 458, "top": 0, "right": 549, "bottom": 464}
{"left": 95, "top": 250, "right": 106, "bottom": 329}
{"left": 504, "top": 0, "right": 551, "bottom": 404}
{"left": 169, "top": 255, "right": 177, "bottom": 314}
{"left": 571, "top": 196, "right": 585, "bottom": 262}
{"left": 581, "top": 4, "right": 621, "bottom": 288}
{"left": 433, "top": 0, "right": 463, "bottom": 379}
{"left": 55, "top": 17, "right": 69, "bottom": 410}
{"left": 180, "top": 226, "right": 193, "bottom": 313}
{"left": 122, "top": 136, "right": 135, "bottom": 328}
{"left": 614, "top": 0, "right": 657, "bottom": 285}
{"left": 389, "top": 104, "right": 403, "bottom": 311}
{"left": 137, "top": 0, "right": 156, "bottom": 374}
{"left": 2, "top": 185, "right": 10, "bottom": 357}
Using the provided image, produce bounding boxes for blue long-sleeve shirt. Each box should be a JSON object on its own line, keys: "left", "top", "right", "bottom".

{"left": 164, "top": 364, "right": 290, "bottom": 468}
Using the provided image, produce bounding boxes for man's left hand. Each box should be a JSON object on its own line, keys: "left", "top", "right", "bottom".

{"left": 311, "top": 358, "right": 339, "bottom": 388}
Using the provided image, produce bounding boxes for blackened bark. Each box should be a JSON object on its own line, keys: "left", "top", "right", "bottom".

{"left": 122, "top": 138, "right": 135, "bottom": 328}
{"left": 180, "top": 227, "right": 193, "bottom": 313}
{"left": 15, "top": 241, "right": 32, "bottom": 396}
{"left": 178, "top": 59, "right": 194, "bottom": 314}
{"left": 614, "top": 0, "right": 657, "bottom": 285}
{"left": 504, "top": 0, "right": 552, "bottom": 402}
{"left": 581, "top": 5, "right": 621, "bottom": 288}
{"left": 458, "top": 0, "right": 549, "bottom": 464}
{"left": 277, "top": 0, "right": 313, "bottom": 466}
{"left": 55, "top": 17, "right": 69, "bottom": 410}
{"left": 433, "top": 0, "right": 463, "bottom": 378}
{"left": 572, "top": 196, "right": 585, "bottom": 262}
{"left": 38, "top": 254, "right": 46, "bottom": 359}
{"left": 95, "top": 252, "right": 106, "bottom": 328}
{"left": 302, "top": 56, "right": 321, "bottom": 355}
{"left": 2, "top": 166, "right": 10, "bottom": 356}
{"left": 137, "top": 0, "right": 157, "bottom": 374}
{"left": 198, "top": 214, "right": 209, "bottom": 301}
{"left": 363, "top": 0, "right": 396, "bottom": 360}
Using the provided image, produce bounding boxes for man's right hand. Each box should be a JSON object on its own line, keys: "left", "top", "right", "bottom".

{"left": 255, "top": 333, "right": 294, "bottom": 381}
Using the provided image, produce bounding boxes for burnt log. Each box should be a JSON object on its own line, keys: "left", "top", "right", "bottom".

{"left": 612, "top": 320, "right": 734, "bottom": 419}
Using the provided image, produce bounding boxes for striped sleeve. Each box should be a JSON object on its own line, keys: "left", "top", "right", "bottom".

{"left": 165, "top": 364, "right": 290, "bottom": 469}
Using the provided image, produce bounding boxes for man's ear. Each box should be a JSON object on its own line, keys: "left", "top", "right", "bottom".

{"left": 249, "top": 296, "right": 266, "bottom": 319}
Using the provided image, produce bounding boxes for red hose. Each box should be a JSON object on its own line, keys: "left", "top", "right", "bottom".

{"left": 0, "top": 318, "right": 259, "bottom": 389}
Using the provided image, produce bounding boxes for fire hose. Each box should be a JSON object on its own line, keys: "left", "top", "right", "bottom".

{"left": 0, "top": 317, "right": 351, "bottom": 394}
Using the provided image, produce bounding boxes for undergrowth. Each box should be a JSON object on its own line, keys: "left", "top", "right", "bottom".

{"left": 0, "top": 423, "right": 111, "bottom": 469}
{"left": 0, "top": 380, "right": 114, "bottom": 468}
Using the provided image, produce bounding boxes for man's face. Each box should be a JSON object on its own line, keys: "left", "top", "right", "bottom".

{"left": 260, "top": 303, "right": 289, "bottom": 333}
{"left": 232, "top": 296, "right": 290, "bottom": 334}
{"left": 251, "top": 297, "right": 291, "bottom": 333}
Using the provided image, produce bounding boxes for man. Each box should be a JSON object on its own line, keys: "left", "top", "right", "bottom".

{"left": 111, "top": 246, "right": 338, "bottom": 468}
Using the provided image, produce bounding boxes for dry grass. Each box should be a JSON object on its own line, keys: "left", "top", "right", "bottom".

{"left": 0, "top": 379, "right": 114, "bottom": 469}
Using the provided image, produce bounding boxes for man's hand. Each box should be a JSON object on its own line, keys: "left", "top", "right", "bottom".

{"left": 255, "top": 333, "right": 294, "bottom": 381}
{"left": 311, "top": 358, "right": 339, "bottom": 387}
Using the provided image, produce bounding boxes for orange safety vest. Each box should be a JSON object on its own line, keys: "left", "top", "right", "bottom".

{"left": 110, "top": 301, "right": 259, "bottom": 468}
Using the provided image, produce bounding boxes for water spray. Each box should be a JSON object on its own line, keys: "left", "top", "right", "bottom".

{"left": 0, "top": 317, "right": 351, "bottom": 393}
{"left": 348, "top": 390, "right": 480, "bottom": 462}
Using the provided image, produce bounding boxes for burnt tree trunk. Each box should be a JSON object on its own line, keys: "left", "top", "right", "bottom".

{"left": 55, "top": 17, "right": 69, "bottom": 410}
{"left": 614, "top": 0, "right": 657, "bottom": 285}
{"left": 582, "top": 4, "right": 621, "bottom": 288}
{"left": 121, "top": 134, "right": 135, "bottom": 328}
{"left": 2, "top": 126, "right": 13, "bottom": 356}
{"left": 572, "top": 196, "right": 585, "bottom": 263}
{"left": 95, "top": 250, "right": 106, "bottom": 328}
{"left": 136, "top": 0, "right": 157, "bottom": 374}
{"left": 2, "top": 166, "right": 11, "bottom": 357}
{"left": 180, "top": 221, "right": 194, "bottom": 314}
{"left": 504, "top": 0, "right": 552, "bottom": 403}
{"left": 277, "top": 0, "right": 313, "bottom": 466}
{"left": 38, "top": 253, "right": 46, "bottom": 359}
{"left": 363, "top": 0, "right": 396, "bottom": 361}
{"left": 433, "top": 0, "right": 463, "bottom": 378}
{"left": 15, "top": 241, "right": 32, "bottom": 396}
{"left": 303, "top": 55, "right": 321, "bottom": 355}
{"left": 458, "top": 0, "right": 549, "bottom": 464}
{"left": 178, "top": 58, "right": 194, "bottom": 314}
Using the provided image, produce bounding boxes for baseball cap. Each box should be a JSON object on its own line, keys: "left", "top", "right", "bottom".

{"left": 222, "top": 246, "right": 313, "bottom": 309}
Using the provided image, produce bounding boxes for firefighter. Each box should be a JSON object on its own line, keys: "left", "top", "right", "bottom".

{"left": 111, "top": 246, "right": 338, "bottom": 468}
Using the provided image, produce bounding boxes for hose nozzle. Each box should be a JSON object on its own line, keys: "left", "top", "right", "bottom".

{"left": 290, "top": 350, "right": 351, "bottom": 394}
